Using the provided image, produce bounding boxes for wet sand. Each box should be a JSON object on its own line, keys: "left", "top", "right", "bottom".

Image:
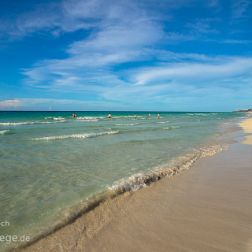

{"left": 240, "top": 117, "right": 252, "bottom": 133}
{"left": 240, "top": 117, "right": 252, "bottom": 145}
{"left": 22, "top": 123, "right": 252, "bottom": 252}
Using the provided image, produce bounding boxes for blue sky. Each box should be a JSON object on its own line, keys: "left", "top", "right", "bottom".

{"left": 0, "top": 0, "right": 252, "bottom": 111}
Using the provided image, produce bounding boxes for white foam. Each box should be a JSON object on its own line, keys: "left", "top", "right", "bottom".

{"left": 115, "top": 123, "right": 139, "bottom": 126}
{"left": 76, "top": 117, "right": 99, "bottom": 122}
{"left": 157, "top": 120, "right": 170, "bottom": 124}
{"left": 0, "top": 130, "right": 9, "bottom": 135}
{"left": 163, "top": 126, "right": 180, "bottom": 130}
{"left": 0, "top": 121, "right": 57, "bottom": 126}
{"left": 109, "top": 145, "right": 226, "bottom": 193}
{"left": 112, "top": 116, "right": 145, "bottom": 119}
{"left": 33, "top": 130, "right": 119, "bottom": 141}
{"left": 52, "top": 117, "right": 65, "bottom": 121}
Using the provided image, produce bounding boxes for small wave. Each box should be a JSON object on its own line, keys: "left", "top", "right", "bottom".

{"left": 0, "top": 130, "right": 10, "bottom": 135}
{"left": 157, "top": 120, "right": 170, "bottom": 124}
{"left": 33, "top": 130, "right": 119, "bottom": 141}
{"left": 109, "top": 145, "right": 226, "bottom": 193}
{"left": 76, "top": 117, "right": 99, "bottom": 122}
{"left": 115, "top": 123, "right": 139, "bottom": 126}
{"left": 44, "top": 116, "right": 66, "bottom": 121}
{"left": 52, "top": 117, "right": 65, "bottom": 121}
{"left": 14, "top": 144, "right": 226, "bottom": 250}
{"left": 193, "top": 113, "right": 208, "bottom": 117}
{"left": 0, "top": 121, "right": 56, "bottom": 126}
{"left": 111, "top": 116, "right": 145, "bottom": 119}
{"left": 163, "top": 126, "right": 180, "bottom": 130}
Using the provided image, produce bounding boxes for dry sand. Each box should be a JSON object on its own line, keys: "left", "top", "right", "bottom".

{"left": 240, "top": 117, "right": 252, "bottom": 145}
{"left": 21, "top": 120, "right": 252, "bottom": 252}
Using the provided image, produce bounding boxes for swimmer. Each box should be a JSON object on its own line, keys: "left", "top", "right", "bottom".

{"left": 107, "top": 113, "right": 112, "bottom": 119}
{"left": 157, "top": 113, "right": 160, "bottom": 119}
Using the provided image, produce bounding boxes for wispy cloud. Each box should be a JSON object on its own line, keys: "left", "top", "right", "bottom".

{"left": 134, "top": 58, "right": 252, "bottom": 85}
{"left": 0, "top": 0, "right": 167, "bottom": 39}
{"left": 185, "top": 18, "right": 220, "bottom": 36}
{"left": 0, "top": 99, "right": 23, "bottom": 109}
{"left": 0, "top": 98, "right": 129, "bottom": 111}
{"left": 231, "top": 0, "right": 251, "bottom": 19}
{"left": 21, "top": 0, "right": 165, "bottom": 96}
{"left": 1, "top": 0, "right": 251, "bottom": 111}
{"left": 208, "top": 0, "right": 219, "bottom": 8}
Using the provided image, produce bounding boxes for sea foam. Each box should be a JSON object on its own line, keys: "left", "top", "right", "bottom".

{"left": 0, "top": 121, "right": 57, "bottom": 126}
{"left": 0, "top": 130, "right": 10, "bottom": 135}
{"left": 115, "top": 123, "right": 139, "bottom": 126}
{"left": 33, "top": 130, "right": 119, "bottom": 141}
{"left": 109, "top": 145, "right": 226, "bottom": 193}
{"left": 157, "top": 120, "right": 170, "bottom": 124}
{"left": 76, "top": 117, "right": 99, "bottom": 122}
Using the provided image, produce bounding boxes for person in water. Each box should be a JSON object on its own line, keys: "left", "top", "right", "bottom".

{"left": 72, "top": 113, "right": 77, "bottom": 118}
{"left": 107, "top": 113, "right": 112, "bottom": 118}
{"left": 157, "top": 113, "right": 160, "bottom": 119}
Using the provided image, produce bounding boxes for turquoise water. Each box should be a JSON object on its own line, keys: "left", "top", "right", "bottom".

{"left": 0, "top": 111, "right": 242, "bottom": 249}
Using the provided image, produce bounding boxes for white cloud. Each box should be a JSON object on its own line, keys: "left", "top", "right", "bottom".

{"left": 0, "top": 99, "right": 23, "bottom": 109}
{"left": 0, "top": 98, "right": 129, "bottom": 111}
{"left": 0, "top": 0, "right": 166, "bottom": 39}
{"left": 21, "top": 1, "right": 164, "bottom": 94}
{"left": 134, "top": 58, "right": 252, "bottom": 85}
{"left": 1, "top": 0, "right": 251, "bottom": 111}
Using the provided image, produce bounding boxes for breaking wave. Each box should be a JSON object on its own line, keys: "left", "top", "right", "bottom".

{"left": 0, "top": 130, "right": 10, "bottom": 135}
{"left": 0, "top": 121, "right": 56, "bottom": 126}
{"left": 109, "top": 145, "right": 226, "bottom": 193}
{"left": 52, "top": 117, "right": 66, "bottom": 121}
{"left": 156, "top": 120, "right": 170, "bottom": 124}
{"left": 32, "top": 130, "right": 119, "bottom": 141}
{"left": 18, "top": 143, "right": 226, "bottom": 251}
{"left": 115, "top": 123, "right": 139, "bottom": 126}
{"left": 163, "top": 126, "right": 180, "bottom": 130}
{"left": 76, "top": 117, "right": 100, "bottom": 122}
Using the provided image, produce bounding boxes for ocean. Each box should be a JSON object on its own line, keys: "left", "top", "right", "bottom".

{"left": 0, "top": 111, "right": 243, "bottom": 250}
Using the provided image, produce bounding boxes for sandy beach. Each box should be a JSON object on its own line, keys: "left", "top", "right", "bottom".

{"left": 20, "top": 118, "right": 252, "bottom": 252}
{"left": 240, "top": 117, "right": 252, "bottom": 145}
{"left": 1, "top": 0, "right": 252, "bottom": 250}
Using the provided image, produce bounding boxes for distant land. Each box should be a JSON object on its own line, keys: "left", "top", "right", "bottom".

{"left": 236, "top": 109, "right": 252, "bottom": 112}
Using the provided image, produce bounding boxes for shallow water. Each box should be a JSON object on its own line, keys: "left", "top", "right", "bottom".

{"left": 0, "top": 111, "right": 243, "bottom": 250}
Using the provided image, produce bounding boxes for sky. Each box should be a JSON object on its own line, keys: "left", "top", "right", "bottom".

{"left": 0, "top": 0, "right": 252, "bottom": 111}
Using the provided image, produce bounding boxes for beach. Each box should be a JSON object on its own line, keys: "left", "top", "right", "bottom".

{"left": 240, "top": 117, "right": 252, "bottom": 145}
{"left": 17, "top": 116, "right": 252, "bottom": 252}
{"left": 1, "top": 0, "right": 252, "bottom": 250}
{"left": 0, "top": 112, "right": 248, "bottom": 251}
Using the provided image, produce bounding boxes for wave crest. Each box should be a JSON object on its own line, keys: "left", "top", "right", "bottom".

{"left": 109, "top": 145, "right": 226, "bottom": 193}
{"left": 0, "top": 121, "right": 58, "bottom": 126}
{"left": 115, "top": 123, "right": 139, "bottom": 126}
{"left": 76, "top": 117, "right": 99, "bottom": 122}
{"left": 32, "top": 130, "right": 119, "bottom": 141}
{"left": 0, "top": 130, "right": 10, "bottom": 135}
{"left": 15, "top": 144, "right": 226, "bottom": 250}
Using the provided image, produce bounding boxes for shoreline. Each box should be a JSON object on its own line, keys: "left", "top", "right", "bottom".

{"left": 11, "top": 144, "right": 226, "bottom": 252}
{"left": 240, "top": 117, "right": 252, "bottom": 145}
{"left": 85, "top": 141, "right": 252, "bottom": 252}
{"left": 8, "top": 117, "right": 250, "bottom": 251}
